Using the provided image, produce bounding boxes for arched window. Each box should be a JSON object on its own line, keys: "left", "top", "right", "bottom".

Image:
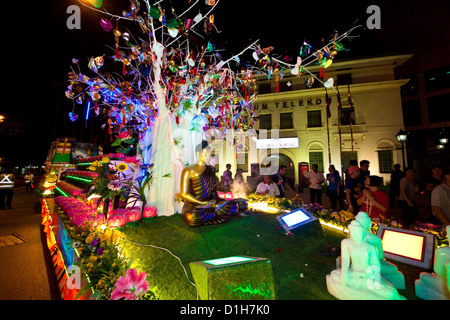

{"left": 377, "top": 140, "right": 395, "bottom": 174}
{"left": 308, "top": 143, "right": 324, "bottom": 172}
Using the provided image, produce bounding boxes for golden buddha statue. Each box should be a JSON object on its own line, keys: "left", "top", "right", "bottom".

{"left": 180, "top": 141, "right": 239, "bottom": 227}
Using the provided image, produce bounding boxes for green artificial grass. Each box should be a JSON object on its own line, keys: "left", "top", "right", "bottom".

{"left": 118, "top": 213, "right": 422, "bottom": 300}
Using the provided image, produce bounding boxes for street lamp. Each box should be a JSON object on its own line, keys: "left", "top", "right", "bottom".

{"left": 437, "top": 137, "right": 448, "bottom": 150}
{"left": 396, "top": 129, "right": 408, "bottom": 170}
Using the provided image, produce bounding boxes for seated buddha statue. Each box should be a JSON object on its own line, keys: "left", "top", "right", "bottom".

{"left": 326, "top": 220, "right": 406, "bottom": 300}
{"left": 180, "top": 140, "right": 239, "bottom": 227}
{"left": 415, "top": 225, "right": 450, "bottom": 300}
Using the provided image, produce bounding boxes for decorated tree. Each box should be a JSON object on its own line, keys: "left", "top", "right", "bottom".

{"left": 66, "top": 0, "right": 361, "bottom": 216}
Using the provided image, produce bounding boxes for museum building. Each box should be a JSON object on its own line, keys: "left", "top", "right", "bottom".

{"left": 215, "top": 54, "right": 414, "bottom": 187}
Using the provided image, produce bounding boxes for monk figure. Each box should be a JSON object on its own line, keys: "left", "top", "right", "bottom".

{"left": 180, "top": 141, "right": 239, "bottom": 227}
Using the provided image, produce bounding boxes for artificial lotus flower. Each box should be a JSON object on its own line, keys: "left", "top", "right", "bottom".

{"left": 111, "top": 268, "right": 149, "bottom": 300}
{"left": 143, "top": 206, "right": 158, "bottom": 218}
{"left": 117, "top": 131, "right": 132, "bottom": 141}
{"left": 125, "top": 207, "right": 141, "bottom": 222}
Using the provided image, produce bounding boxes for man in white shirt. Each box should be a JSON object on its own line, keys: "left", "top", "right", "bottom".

{"left": 304, "top": 164, "right": 325, "bottom": 205}
{"left": 431, "top": 167, "right": 450, "bottom": 226}
{"left": 256, "top": 175, "right": 280, "bottom": 198}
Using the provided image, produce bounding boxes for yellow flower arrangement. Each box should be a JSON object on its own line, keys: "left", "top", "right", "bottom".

{"left": 102, "top": 156, "right": 110, "bottom": 163}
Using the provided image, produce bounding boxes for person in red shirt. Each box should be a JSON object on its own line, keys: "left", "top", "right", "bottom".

{"left": 357, "top": 175, "right": 389, "bottom": 221}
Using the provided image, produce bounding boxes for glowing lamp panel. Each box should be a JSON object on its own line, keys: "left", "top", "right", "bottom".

{"left": 277, "top": 208, "right": 317, "bottom": 232}
{"left": 202, "top": 256, "right": 255, "bottom": 266}
{"left": 281, "top": 210, "right": 310, "bottom": 227}
{"left": 382, "top": 230, "right": 424, "bottom": 261}
{"left": 377, "top": 225, "right": 435, "bottom": 270}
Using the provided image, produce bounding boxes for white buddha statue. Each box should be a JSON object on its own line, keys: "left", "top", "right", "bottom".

{"left": 355, "top": 212, "right": 406, "bottom": 289}
{"left": 415, "top": 225, "right": 450, "bottom": 300}
{"left": 326, "top": 220, "right": 406, "bottom": 300}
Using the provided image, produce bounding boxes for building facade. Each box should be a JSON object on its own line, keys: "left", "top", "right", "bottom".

{"left": 214, "top": 54, "right": 413, "bottom": 187}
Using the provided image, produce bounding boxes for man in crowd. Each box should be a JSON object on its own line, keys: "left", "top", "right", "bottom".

{"left": 271, "top": 165, "right": 298, "bottom": 198}
{"left": 304, "top": 164, "right": 325, "bottom": 205}
{"left": 431, "top": 167, "right": 450, "bottom": 226}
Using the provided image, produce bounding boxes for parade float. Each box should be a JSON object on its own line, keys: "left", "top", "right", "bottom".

{"left": 38, "top": 0, "right": 449, "bottom": 300}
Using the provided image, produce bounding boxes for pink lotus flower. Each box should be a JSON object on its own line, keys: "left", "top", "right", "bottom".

{"left": 111, "top": 268, "right": 149, "bottom": 300}
{"left": 143, "top": 206, "right": 157, "bottom": 218}
{"left": 117, "top": 131, "right": 132, "bottom": 141}
{"left": 107, "top": 212, "right": 127, "bottom": 228}
{"left": 126, "top": 207, "right": 141, "bottom": 222}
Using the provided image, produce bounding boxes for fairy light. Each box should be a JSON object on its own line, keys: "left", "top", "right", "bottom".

{"left": 85, "top": 101, "right": 91, "bottom": 120}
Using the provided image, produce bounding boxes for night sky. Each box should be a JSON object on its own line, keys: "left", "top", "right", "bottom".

{"left": 1, "top": 0, "right": 446, "bottom": 166}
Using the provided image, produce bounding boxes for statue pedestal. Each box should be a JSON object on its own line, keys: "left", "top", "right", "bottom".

{"left": 336, "top": 257, "right": 406, "bottom": 289}
{"left": 326, "top": 269, "right": 406, "bottom": 300}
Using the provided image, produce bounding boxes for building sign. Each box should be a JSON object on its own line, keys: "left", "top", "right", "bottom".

{"left": 254, "top": 98, "right": 324, "bottom": 111}
{"left": 256, "top": 138, "right": 299, "bottom": 149}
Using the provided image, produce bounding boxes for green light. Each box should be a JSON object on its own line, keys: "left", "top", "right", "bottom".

{"left": 202, "top": 256, "right": 255, "bottom": 266}
{"left": 55, "top": 186, "right": 70, "bottom": 197}
{"left": 227, "top": 282, "right": 275, "bottom": 299}
{"left": 66, "top": 175, "right": 94, "bottom": 183}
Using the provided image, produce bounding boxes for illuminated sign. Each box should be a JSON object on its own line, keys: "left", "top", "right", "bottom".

{"left": 377, "top": 225, "right": 435, "bottom": 270}
{"left": 276, "top": 208, "right": 318, "bottom": 232}
{"left": 256, "top": 138, "right": 299, "bottom": 149}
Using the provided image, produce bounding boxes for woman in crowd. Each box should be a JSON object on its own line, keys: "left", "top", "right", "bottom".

{"left": 357, "top": 175, "right": 389, "bottom": 221}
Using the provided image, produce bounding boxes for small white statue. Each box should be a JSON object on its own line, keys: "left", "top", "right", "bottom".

{"left": 415, "top": 225, "right": 450, "bottom": 300}
{"left": 355, "top": 212, "right": 406, "bottom": 289}
{"left": 326, "top": 220, "right": 406, "bottom": 300}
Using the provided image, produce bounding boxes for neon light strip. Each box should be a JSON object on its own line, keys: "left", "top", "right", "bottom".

{"left": 66, "top": 175, "right": 94, "bottom": 183}
{"left": 319, "top": 220, "right": 349, "bottom": 233}
{"left": 55, "top": 186, "right": 70, "bottom": 197}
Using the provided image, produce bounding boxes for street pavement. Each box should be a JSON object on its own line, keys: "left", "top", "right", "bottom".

{"left": 0, "top": 178, "right": 60, "bottom": 300}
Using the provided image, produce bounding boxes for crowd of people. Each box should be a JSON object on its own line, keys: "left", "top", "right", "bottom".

{"left": 323, "top": 161, "right": 449, "bottom": 227}
{"left": 216, "top": 160, "right": 450, "bottom": 227}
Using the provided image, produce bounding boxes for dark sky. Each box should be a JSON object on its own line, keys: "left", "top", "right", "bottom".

{"left": 3, "top": 0, "right": 447, "bottom": 165}
{"left": 7, "top": 0, "right": 375, "bottom": 116}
